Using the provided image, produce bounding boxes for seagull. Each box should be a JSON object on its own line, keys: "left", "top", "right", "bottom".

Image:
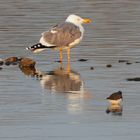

{"left": 106, "top": 91, "right": 123, "bottom": 105}
{"left": 26, "top": 14, "right": 91, "bottom": 62}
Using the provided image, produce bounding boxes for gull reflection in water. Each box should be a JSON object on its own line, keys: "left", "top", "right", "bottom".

{"left": 19, "top": 65, "right": 91, "bottom": 114}
{"left": 20, "top": 65, "right": 85, "bottom": 93}
{"left": 40, "top": 67, "right": 82, "bottom": 93}
{"left": 40, "top": 67, "right": 91, "bottom": 114}
{"left": 106, "top": 104, "right": 123, "bottom": 116}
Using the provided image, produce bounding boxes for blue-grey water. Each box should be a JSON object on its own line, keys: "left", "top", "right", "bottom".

{"left": 0, "top": 0, "right": 140, "bottom": 140}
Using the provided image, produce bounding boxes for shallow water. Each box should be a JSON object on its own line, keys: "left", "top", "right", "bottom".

{"left": 0, "top": 0, "right": 140, "bottom": 139}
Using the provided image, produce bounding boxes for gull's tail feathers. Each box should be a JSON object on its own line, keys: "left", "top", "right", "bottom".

{"left": 26, "top": 43, "right": 56, "bottom": 53}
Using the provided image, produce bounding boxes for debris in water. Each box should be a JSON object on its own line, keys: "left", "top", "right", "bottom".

{"left": 126, "top": 62, "right": 132, "bottom": 65}
{"left": 78, "top": 59, "right": 88, "bottom": 62}
{"left": 4, "top": 57, "right": 19, "bottom": 65}
{"left": 106, "top": 64, "right": 112, "bottom": 68}
{"left": 118, "top": 60, "right": 128, "bottom": 63}
{"left": 127, "top": 77, "right": 140, "bottom": 81}
{"left": 0, "top": 60, "right": 4, "bottom": 66}
{"left": 90, "top": 66, "right": 94, "bottom": 70}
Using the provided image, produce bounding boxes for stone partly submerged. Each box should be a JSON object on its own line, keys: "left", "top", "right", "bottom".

{"left": 19, "top": 57, "right": 36, "bottom": 68}
{"left": 127, "top": 77, "right": 140, "bottom": 81}
{"left": 0, "top": 59, "right": 4, "bottom": 66}
{"left": 106, "top": 64, "right": 112, "bottom": 68}
{"left": 118, "top": 59, "right": 129, "bottom": 63}
{"left": 78, "top": 58, "right": 88, "bottom": 62}
{"left": 0, "top": 57, "right": 36, "bottom": 68}
{"left": 4, "top": 57, "right": 19, "bottom": 65}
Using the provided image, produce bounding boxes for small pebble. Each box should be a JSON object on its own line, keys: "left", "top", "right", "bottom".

{"left": 78, "top": 59, "right": 88, "bottom": 62}
{"left": 118, "top": 60, "right": 128, "bottom": 63}
{"left": 54, "top": 60, "right": 61, "bottom": 63}
{"left": 0, "top": 60, "right": 4, "bottom": 66}
{"left": 4, "top": 57, "right": 18, "bottom": 65}
{"left": 106, "top": 64, "right": 112, "bottom": 68}
{"left": 135, "top": 61, "right": 140, "bottom": 63}
{"left": 126, "top": 62, "right": 132, "bottom": 65}
{"left": 12, "top": 62, "right": 19, "bottom": 65}
{"left": 90, "top": 66, "right": 94, "bottom": 70}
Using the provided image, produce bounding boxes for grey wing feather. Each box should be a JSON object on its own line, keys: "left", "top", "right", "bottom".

{"left": 42, "top": 22, "right": 81, "bottom": 46}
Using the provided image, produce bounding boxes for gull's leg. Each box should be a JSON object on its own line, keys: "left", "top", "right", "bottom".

{"left": 66, "top": 48, "right": 71, "bottom": 73}
{"left": 67, "top": 48, "right": 71, "bottom": 62}
{"left": 59, "top": 49, "right": 63, "bottom": 63}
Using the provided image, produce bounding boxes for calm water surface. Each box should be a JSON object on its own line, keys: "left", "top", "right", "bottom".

{"left": 0, "top": 0, "right": 140, "bottom": 140}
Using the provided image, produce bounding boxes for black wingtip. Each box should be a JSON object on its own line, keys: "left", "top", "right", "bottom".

{"left": 26, "top": 43, "right": 44, "bottom": 51}
{"left": 26, "top": 43, "right": 57, "bottom": 52}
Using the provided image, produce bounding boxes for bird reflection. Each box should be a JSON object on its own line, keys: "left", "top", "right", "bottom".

{"left": 106, "top": 91, "right": 123, "bottom": 116}
{"left": 19, "top": 63, "right": 91, "bottom": 114}
{"left": 106, "top": 104, "right": 123, "bottom": 116}
{"left": 19, "top": 64, "right": 87, "bottom": 94}
{"left": 40, "top": 67, "right": 83, "bottom": 93}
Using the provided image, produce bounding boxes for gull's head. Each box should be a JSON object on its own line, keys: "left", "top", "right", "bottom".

{"left": 66, "top": 14, "right": 91, "bottom": 26}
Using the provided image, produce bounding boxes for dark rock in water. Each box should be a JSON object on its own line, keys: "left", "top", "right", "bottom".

{"left": 90, "top": 66, "right": 94, "bottom": 70}
{"left": 135, "top": 61, "right": 140, "bottom": 63}
{"left": 54, "top": 60, "right": 61, "bottom": 63}
{"left": 118, "top": 60, "right": 128, "bottom": 63}
{"left": 127, "top": 77, "right": 140, "bottom": 81}
{"left": 0, "top": 60, "right": 4, "bottom": 66}
{"left": 118, "top": 60, "right": 132, "bottom": 65}
{"left": 78, "top": 59, "right": 88, "bottom": 62}
{"left": 0, "top": 67, "right": 2, "bottom": 70}
{"left": 19, "top": 57, "right": 36, "bottom": 67}
{"left": 106, "top": 64, "right": 112, "bottom": 68}
{"left": 4, "top": 57, "right": 19, "bottom": 65}
{"left": 12, "top": 62, "right": 19, "bottom": 65}
{"left": 126, "top": 62, "right": 132, "bottom": 65}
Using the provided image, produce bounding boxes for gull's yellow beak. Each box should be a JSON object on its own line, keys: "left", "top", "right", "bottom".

{"left": 82, "top": 18, "right": 91, "bottom": 23}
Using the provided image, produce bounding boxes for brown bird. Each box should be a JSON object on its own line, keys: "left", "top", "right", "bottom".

{"left": 106, "top": 91, "right": 123, "bottom": 105}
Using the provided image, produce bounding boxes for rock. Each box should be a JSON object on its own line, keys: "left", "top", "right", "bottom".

{"left": 54, "top": 60, "right": 61, "bottom": 63}
{"left": 106, "top": 64, "right": 112, "bottom": 68}
{"left": 78, "top": 59, "right": 88, "bottom": 62}
{"left": 126, "top": 62, "right": 132, "bottom": 65}
{"left": 127, "top": 77, "right": 140, "bottom": 81}
{"left": 19, "top": 57, "right": 36, "bottom": 67}
{"left": 0, "top": 60, "right": 4, "bottom": 66}
{"left": 4, "top": 57, "right": 19, "bottom": 65}
{"left": 135, "top": 61, "right": 140, "bottom": 63}
{"left": 118, "top": 60, "right": 128, "bottom": 63}
{"left": 90, "top": 66, "right": 94, "bottom": 70}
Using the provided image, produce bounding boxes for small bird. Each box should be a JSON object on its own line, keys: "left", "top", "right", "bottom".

{"left": 106, "top": 91, "right": 123, "bottom": 105}
{"left": 26, "top": 14, "right": 91, "bottom": 62}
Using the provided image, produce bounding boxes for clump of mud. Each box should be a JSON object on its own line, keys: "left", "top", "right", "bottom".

{"left": 0, "top": 56, "right": 36, "bottom": 67}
